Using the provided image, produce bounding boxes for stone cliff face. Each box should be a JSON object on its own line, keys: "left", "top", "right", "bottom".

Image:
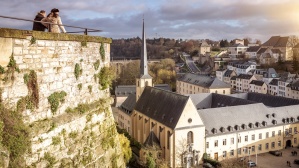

{"left": 0, "top": 28, "right": 125, "bottom": 167}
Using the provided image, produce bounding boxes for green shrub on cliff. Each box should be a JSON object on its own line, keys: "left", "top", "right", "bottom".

{"left": 48, "top": 91, "right": 67, "bottom": 114}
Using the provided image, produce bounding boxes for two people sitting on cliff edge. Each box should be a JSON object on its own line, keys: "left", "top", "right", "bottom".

{"left": 33, "top": 8, "right": 66, "bottom": 33}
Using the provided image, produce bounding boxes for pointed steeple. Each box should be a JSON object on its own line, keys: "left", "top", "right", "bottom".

{"left": 140, "top": 19, "right": 151, "bottom": 78}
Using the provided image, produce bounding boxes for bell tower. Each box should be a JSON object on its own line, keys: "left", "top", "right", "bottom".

{"left": 136, "top": 19, "right": 152, "bottom": 101}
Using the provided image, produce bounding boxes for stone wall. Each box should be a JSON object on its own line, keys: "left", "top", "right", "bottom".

{"left": 0, "top": 28, "right": 125, "bottom": 167}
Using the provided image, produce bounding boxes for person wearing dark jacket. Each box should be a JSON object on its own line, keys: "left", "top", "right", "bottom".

{"left": 33, "top": 10, "right": 47, "bottom": 31}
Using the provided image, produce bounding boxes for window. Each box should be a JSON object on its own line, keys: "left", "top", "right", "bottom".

{"left": 231, "top": 138, "right": 234, "bottom": 145}
{"left": 266, "top": 132, "right": 269, "bottom": 138}
{"left": 252, "top": 146, "right": 255, "bottom": 152}
{"left": 295, "top": 127, "right": 297, "bottom": 134}
{"left": 259, "top": 133, "right": 262, "bottom": 139}
{"left": 244, "top": 147, "right": 248, "bottom": 154}
{"left": 223, "top": 151, "right": 227, "bottom": 158}
{"left": 289, "top": 128, "right": 293, "bottom": 134}
{"left": 223, "top": 90, "right": 225, "bottom": 94}
{"left": 285, "top": 129, "right": 289, "bottom": 135}
{"left": 206, "top": 142, "right": 209, "bottom": 148}
{"left": 252, "top": 134, "right": 255, "bottom": 141}
{"left": 278, "top": 130, "right": 281, "bottom": 136}
{"left": 278, "top": 141, "right": 281, "bottom": 147}
{"left": 266, "top": 143, "right": 269, "bottom": 149}
{"left": 230, "top": 150, "right": 234, "bottom": 156}
{"left": 215, "top": 140, "right": 218, "bottom": 147}
{"left": 187, "top": 131, "right": 193, "bottom": 144}
{"left": 258, "top": 144, "right": 262, "bottom": 151}
{"left": 223, "top": 139, "right": 227, "bottom": 146}
{"left": 238, "top": 148, "right": 241, "bottom": 154}
{"left": 167, "top": 131, "right": 171, "bottom": 149}
{"left": 272, "top": 131, "right": 275, "bottom": 137}
{"left": 295, "top": 138, "right": 297, "bottom": 144}
{"left": 245, "top": 136, "right": 248, "bottom": 142}
{"left": 238, "top": 136, "right": 241, "bottom": 143}
{"left": 271, "top": 142, "right": 275, "bottom": 148}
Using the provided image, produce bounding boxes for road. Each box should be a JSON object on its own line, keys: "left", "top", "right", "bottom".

{"left": 182, "top": 52, "right": 200, "bottom": 73}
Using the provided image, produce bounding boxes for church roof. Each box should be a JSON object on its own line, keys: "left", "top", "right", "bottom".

{"left": 119, "top": 94, "right": 136, "bottom": 114}
{"left": 143, "top": 131, "right": 161, "bottom": 148}
{"left": 135, "top": 86, "right": 189, "bottom": 129}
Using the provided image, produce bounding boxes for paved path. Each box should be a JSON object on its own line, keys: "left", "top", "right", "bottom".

{"left": 250, "top": 148, "right": 299, "bottom": 168}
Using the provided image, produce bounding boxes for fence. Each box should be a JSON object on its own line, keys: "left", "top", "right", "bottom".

{"left": 0, "top": 15, "right": 102, "bottom": 35}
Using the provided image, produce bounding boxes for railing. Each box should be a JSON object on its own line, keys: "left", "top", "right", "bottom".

{"left": 0, "top": 15, "right": 102, "bottom": 35}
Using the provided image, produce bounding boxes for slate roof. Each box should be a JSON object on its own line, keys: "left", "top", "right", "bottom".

{"left": 271, "top": 49, "right": 282, "bottom": 54}
{"left": 230, "top": 43, "right": 246, "bottom": 47}
{"left": 119, "top": 94, "right": 136, "bottom": 114}
{"left": 231, "top": 76, "right": 236, "bottom": 80}
{"left": 250, "top": 80, "right": 265, "bottom": 86}
{"left": 115, "top": 85, "right": 136, "bottom": 97}
{"left": 143, "top": 131, "right": 161, "bottom": 148}
{"left": 257, "top": 48, "right": 267, "bottom": 54}
{"left": 263, "top": 68, "right": 279, "bottom": 78}
{"left": 262, "top": 36, "right": 281, "bottom": 46}
{"left": 200, "top": 102, "right": 299, "bottom": 136}
{"left": 178, "top": 73, "right": 230, "bottom": 88}
{"left": 246, "top": 46, "right": 260, "bottom": 52}
{"left": 154, "top": 84, "right": 171, "bottom": 91}
{"left": 247, "top": 92, "right": 299, "bottom": 107}
{"left": 210, "top": 93, "right": 256, "bottom": 108}
{"left": 236, "top": 74, "right": 253, "bottom": 80}
{"left": 115, "top": 84, "right": 171, "bottom": 97}
{"left": 224, "top": 70, "right": 234, "bottom": 77}
{"left": 135, "top": 86, "right": 189, "bottom": 129}
{"left": 269, "top": 79, "right": 279, "bottom": 86}
{"left": 287, "top": 80, "right": 299, "bottom": 91}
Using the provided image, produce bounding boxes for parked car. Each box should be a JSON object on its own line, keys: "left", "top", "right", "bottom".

{"left": 269, "top": 150, "right": 282, "bottom": 156}
{"left": 248, "top": 161, "right": 256, "bottom": 167}
{"left": 203, "top": 162, "right": 214, "bottom": 168}
{"left": 294, "top": 159, "right": 299, "bottom": 164}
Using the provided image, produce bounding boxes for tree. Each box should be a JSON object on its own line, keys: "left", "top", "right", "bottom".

{"left": 118, "top": 134, "right": 132, "bottom": 164}
{"left": 292, "top": 50, "right": 299, "bottom": 72}
{"left": 243, "top": 37, "right": 252, "bottom": 46}
{"left": 146, "top": 153, "right": 156, "bottom": 168}
{"left": 220, "top": 39, "right": 229, "bottom": 47}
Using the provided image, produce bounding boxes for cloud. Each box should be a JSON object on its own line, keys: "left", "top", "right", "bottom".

{"left": 0, "top": 0, "right": 298, "bottom": 42}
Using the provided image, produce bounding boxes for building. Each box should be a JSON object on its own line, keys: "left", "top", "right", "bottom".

{"left": 228, "top": 43, "right": 248, "bottom": 59}
{"left": 236, "top": 74, "right": 256, "bottom": 92}
{"left": 278, "top": 73, "right": 297, "bottom": 97}
{"left": 261, "top": 36, "right": 294, "bottom": 61}
{"left": 133, "top": 89, "right": 299, "bottom": 167}
{"left": 249, "top": 80, "right": 267, "bottom": 94}
{"left": 223, "top": 70, "right": 236, "bottom": 85}
{"left": 245, "top": 46, "right": 260, "bottom": 59}
{"left": 227, "top": 61, "right": 257, "bottom": 75}
{"left": 268, "top": 79, "right": 279, "bottom": 96}
{"left": 176, "top": 73, "right": 231, "bottom": 95}
{"left": 286, "top": 80, "right": 299, "bottom": 99}
{"left": 198, "top": 41, "right": 211, "bottom": 55}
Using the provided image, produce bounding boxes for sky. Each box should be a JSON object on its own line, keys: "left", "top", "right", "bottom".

{"left": 0, "top": 0, "right": 299, "bottom": 42}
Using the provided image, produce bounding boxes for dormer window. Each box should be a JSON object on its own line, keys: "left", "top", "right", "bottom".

{"left": 263, "top": 121, "right": 267, "bottom": 126}
{"left": 272, "top": 120, "right": 277, "bottom": 125}
{"left": 282, "top": 118, "right": 286, "bottom": 123}
{"left": 256, "top": 122, "right": 260, "bottom": 127}
{"left": 220, "top": 127, "right": 225, "bottom": 133}
{"left": 242, "top": 124, "right": 247, "bottom": 130}
{"left": 249, "top": 123, "right": 254, "bottom": 128}
{"left": 291, "top": 117, "right": 295, "bottom": 123}
{"left": 235, "top": 125, "right": 240, "bottom": 131}
{"left": 227, "top": 126, "right": 232, "bottom": 132}
{"left": 272, "top": 113, "right": 276, "bottom": 118}
{"left": 212, "top": 128, "right": 217, "bottom": 134}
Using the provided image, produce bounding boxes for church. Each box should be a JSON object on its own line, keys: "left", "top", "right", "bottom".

{"left": 118, "top": 20, "right": 299, "bottom": 167}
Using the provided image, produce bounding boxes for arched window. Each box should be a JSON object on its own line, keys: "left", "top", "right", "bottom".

{"left": 187, "top": 131, "right": 194, "bottom": 144}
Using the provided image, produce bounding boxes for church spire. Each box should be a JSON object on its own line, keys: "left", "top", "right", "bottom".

{"left": 140, "top": 19, "right": 150, "bottom": 78}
